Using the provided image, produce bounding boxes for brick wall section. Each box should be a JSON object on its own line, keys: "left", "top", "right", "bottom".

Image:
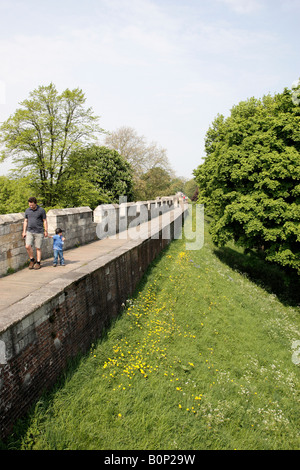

{"left": 0, "top": 205, "right": 187, "bottom": 439}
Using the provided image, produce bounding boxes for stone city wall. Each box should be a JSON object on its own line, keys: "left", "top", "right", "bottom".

{"left": 0, "top": 197, "right": 187, "bottom": 439}
{"left": 0, "top": 196, "right": 180, "bottom": 277}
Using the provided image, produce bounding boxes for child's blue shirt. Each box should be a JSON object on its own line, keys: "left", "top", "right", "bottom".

{"left": 52, "top": 234, "right": 64, "bottom": 251}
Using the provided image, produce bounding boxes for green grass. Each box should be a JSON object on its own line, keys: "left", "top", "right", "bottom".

{"left": 2, "top": 215, "right": 300, "bottom": 450}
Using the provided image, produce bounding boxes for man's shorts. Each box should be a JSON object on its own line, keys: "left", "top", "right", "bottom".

{"left": 25, "top": 232, "right": 44, "bottom": 249}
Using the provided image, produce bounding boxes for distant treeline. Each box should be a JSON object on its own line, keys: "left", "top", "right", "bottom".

{"left": 0, "top": 83, "right": 197, "bottom": 213}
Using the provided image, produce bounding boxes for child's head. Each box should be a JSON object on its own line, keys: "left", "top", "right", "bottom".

{"left": 55, "top": 228, "right": 63, "bottom": 235}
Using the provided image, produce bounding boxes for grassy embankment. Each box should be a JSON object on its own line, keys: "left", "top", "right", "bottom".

{"left": 2, "top": 213, "right": 300, "bottom": 450}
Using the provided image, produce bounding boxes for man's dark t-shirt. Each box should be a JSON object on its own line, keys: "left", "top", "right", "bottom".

{"left": 25, "top": 205, "right": 46, "bottom": 234}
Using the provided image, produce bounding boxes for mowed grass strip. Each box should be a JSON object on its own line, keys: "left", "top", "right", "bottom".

{"left": 3, "top": 215, "right": 300, "bottom": 450}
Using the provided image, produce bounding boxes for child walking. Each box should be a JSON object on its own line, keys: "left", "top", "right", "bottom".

{"left": 49, "top": 228, "right": 66, "bottom": 266}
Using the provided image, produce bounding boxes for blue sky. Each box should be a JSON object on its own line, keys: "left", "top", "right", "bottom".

{"left": 0, "top": 0, "right": 299, "bottom": 179}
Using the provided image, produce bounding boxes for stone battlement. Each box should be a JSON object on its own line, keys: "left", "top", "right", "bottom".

{"left": 0, "top": 195, "right": 181, "bottom": 277}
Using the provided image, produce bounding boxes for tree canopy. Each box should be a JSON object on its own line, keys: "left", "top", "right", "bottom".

{"left": 58, "top": 145, "right": 134, "bottom": 209}
{"left": 104, "top": 126, "right": 177, "bottom": 199}
{"left": 0, "top": 83, "right": 103, "bottom": 206}
{"left": 0, "top": 176, "right": 33, "bottom": 214}
{"left": 0, "top": 83, "right": 184, "bottom": 212}
{"left": 134, "top": 167, "right": 172, "bottom": 200}
{"left": 104, "top": 126, "right": 172, "bottom": 176}
{"left": 194, "top": 85, "right": 300, "bottom": 274}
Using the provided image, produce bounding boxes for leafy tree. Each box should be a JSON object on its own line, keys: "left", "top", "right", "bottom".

{"left": 194, "top": 86, "right": 300, "bottom": 274}
{"left": 183, "top": 178, "right": 198, "bottom": 199}
{"left": 58, "top": 145, "right": 134, "bottom": 209}
{"left": 135, "top": 167, "right": 172, "bottom": 200}
{"left": 168, "top": 176, "right": 187, "bottom": 195}
{"left": 0, "top": 83, "right": 103, "bottom": 207}
{"left": 104, "top": 126, "right": 175, "bottom": 199}
{"left": 191, "top": 186, "right": 199, "bottom": 202}
{"left": 0, "top": 176, "right": 33, "bottom": 214}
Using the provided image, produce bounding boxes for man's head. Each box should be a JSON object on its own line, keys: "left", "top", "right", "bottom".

{"left": 28, "top": 197, "right": 37, "bottom": 210}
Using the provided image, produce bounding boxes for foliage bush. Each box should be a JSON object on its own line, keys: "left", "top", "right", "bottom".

{"left": 194, "top": 85, "right": 300, "bottom": 274}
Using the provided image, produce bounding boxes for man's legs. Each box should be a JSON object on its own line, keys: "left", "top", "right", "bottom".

{"left": 34, "top": 234, "right": 44, "bottom": 269}
{"left": 36, "top": 248, "right": 42, "bottom": 263}
{"left": 25, "top": 243, "right": 34, "bottom": 259}
{"left": 25, "top": 232, "right": 35, "bottom": 268}
{"left": 25, "top": 232, "right": 44, "bottom": 269}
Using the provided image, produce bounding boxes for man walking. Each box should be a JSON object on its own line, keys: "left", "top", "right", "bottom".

{"left": 22, "top": 197, "right": 48, "bottom": 270}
